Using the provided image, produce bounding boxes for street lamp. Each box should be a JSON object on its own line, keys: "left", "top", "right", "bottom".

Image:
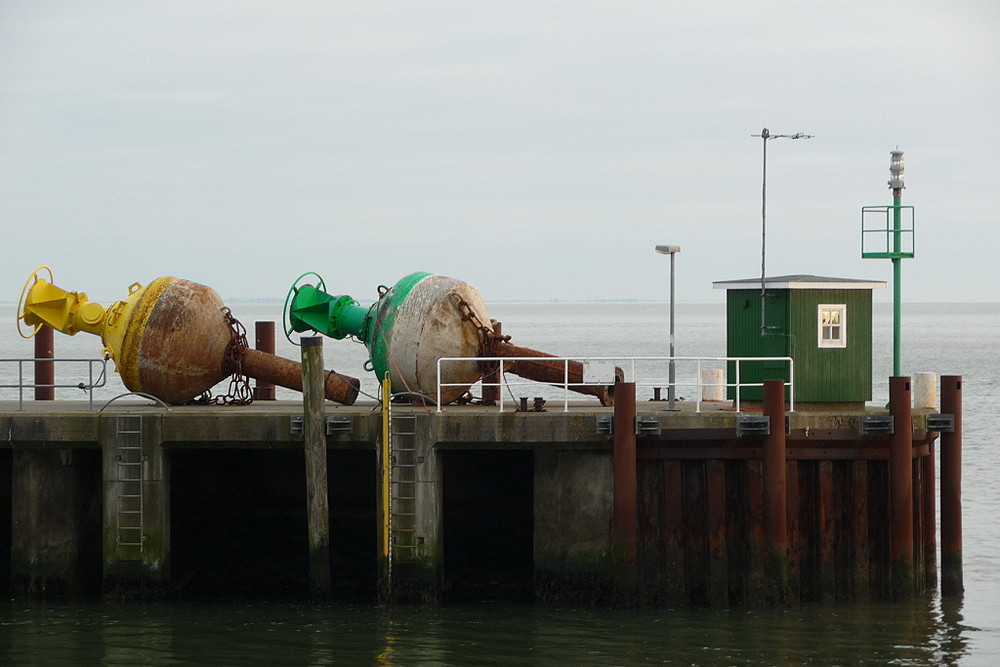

{"left": 752, "top": 128, "right": 813, "bottom": 335}
{"left": 655, "top": 244, "right": 680, "bottom": 409}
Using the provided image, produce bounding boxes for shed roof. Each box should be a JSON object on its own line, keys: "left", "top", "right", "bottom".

{"left": 712, "top": 274, "right": 887, "bottom": 290}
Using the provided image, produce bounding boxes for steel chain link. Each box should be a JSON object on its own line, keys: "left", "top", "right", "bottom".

{"left": 189, "top": 307, "right": 254, "bottom": 406}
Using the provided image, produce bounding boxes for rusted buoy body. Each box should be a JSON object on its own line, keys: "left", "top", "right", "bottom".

{"left": 372, "top": 273, "right": 488, "bottom": 404}
{"left": 115, "top": 277, "right": 232, "bottom": 404}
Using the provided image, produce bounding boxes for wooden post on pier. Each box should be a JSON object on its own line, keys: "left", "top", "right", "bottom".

{"left": 940, "top": 375, "right": 963, "bottom": 596}
{"left": 889, "top": 376, "right": 914, "bottom": 598}
{"left": 301, "top": 336, "right": 331, "bottom": 600}
{"left": 34, "top": 325, "right": 55, "bottom": 401}
{"left": 763, "top": 379, "right": 788, "bottom": 603}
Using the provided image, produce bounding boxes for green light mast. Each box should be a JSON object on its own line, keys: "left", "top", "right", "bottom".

{"left": 862, "top": 150, "right": 914, "bottom": 377}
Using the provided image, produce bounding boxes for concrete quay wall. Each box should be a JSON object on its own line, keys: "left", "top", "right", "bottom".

{"left": 0, "top": 396, "right": 946, "bottom": 605}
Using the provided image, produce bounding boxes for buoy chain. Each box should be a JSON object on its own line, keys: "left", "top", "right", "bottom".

{"left": 188, "top": 308, "right": 254, "bottom": 406}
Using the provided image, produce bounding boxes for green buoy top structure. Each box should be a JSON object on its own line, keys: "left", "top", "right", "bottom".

{"left": 284, "top": 271, "right": 618, "bottom": 406}
{"left": 286, "top": 271, "right": 488, "bottom": 404}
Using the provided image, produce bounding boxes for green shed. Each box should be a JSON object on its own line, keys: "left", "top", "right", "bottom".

{"left": 712, "top": 275, "right": 886, "bottom": 406}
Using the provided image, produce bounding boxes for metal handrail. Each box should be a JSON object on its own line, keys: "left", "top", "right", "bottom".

{"left": 0, "top": 358, "right": 110, "bottom": 411}
{"left": 435, "top": 355, "right": 794, "bottom": 413}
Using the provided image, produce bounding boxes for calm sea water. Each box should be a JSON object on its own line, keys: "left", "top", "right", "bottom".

{"left": 2, "top": 300, "right": 998, "bottom": 665}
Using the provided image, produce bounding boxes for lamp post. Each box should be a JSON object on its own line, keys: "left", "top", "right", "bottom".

{"left": 752, "top": 128, "right": 813, "bottom": 335}
{"left": 655, "top": 244, "right": 680, "bottom": 409}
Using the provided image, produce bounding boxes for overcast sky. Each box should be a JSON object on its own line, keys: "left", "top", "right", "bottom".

{"left": 2, "top": 1, "right": 997, "bottom": 306}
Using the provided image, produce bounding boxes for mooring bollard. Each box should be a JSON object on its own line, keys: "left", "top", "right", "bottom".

{"left": 301, "top": 336, "right": 331, "bottom": 599}
{"left": 940, "top": 375, "right": 963, "bottom": 596}
{"left": 889, "top": 376, "right": 914, "bottom": 598}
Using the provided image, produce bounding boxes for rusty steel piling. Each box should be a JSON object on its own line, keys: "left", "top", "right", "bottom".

{"left": 253, "top": 321, "right": 276, "bottom": 400}
{"left": 889, "top": 376, "right": 914, "bottom": 598}
{"left": 612, "top": 382, "right": 637, "bottom": 568}
{"left": 33, "top": 325, "right": 54, "bottom": 401}
{"left": 706, "top": 458, "right": 727, "bottom": 606}
{"left": 940, "top": 375, "right": 963, "bottom": 596}
{"left": 763, "top": 378, "right": 788, "bottom": 603}
{"left": 922, "top": 436, "right": 937, "bottom": 590}
{"left": 480, "top": 321, "right": 502, "bottom": 405}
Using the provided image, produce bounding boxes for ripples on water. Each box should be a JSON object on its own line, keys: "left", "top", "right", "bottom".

{"left": 0, "top": 597, "right": 979, "bottom": 665}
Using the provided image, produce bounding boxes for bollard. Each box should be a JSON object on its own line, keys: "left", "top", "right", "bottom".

{"left": 763, "top": 379, "right": 788, "bottom": 603}
{"left": 253, "top": 321, "right": 276, "bottom": 400}
{"left": 701, "top": 368, "right": 725, "bottom": 402}
{"left": 913, "top": 372, "right": 937, "bottom": 410}
{"left": 940, "top": 375, "right": 963, "bottom": 596}
{"left": 34, "top": 325, "right": 55, "bottom": 400}
{"left": 301, "top": 336, "right": 331, "bottom": 599}
{"left": 889, "top": 376, "right": 914, "bottom": 598}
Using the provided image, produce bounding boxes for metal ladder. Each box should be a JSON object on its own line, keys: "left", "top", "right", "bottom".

{"left": 115, "top": 415, "right": 145, "bottom": 554}
{"left": 389, "top": 412, "right": 419, "bottom": 565}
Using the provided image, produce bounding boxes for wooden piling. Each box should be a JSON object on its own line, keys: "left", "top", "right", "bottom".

{"left": 662, "top": 459, "right": 685, "bottom": 603}
{"left": 851, "top": 460, "right": 870, "bottom": 599}
{"left": 34, "top": 325, "right": 54, "bottom": 401}
{"left": 889, "top": 376, "right": 914, "bottom": 598}
{"left": 785, "top": 460, "right": 801, "bottom": 600}
{"left": 940, "top": 375, "right": 963, "bottom": 596}
{"left": 818, "top": 460, "right": 835, "bottom": 600}
{"left": 762, "top": 379, "right": 788, "bottom": 603}
{"left": 706, "top": 458, "right": 727, "bottom": 606}
{"left": 745, "top": 458, "right": 765, "bottom": 604}
{"left": 301, "top": 336, "right": 331, "bottom": 599}
{"left": 612, "top": 382, "right": 637, "bottom": 568}
{"left": 253, "top": 321, "right": 276, "bottom": 400}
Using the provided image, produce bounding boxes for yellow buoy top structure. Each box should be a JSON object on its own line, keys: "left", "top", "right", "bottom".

{"left": 17, "top": 266, "right": 359, "bottom": 405}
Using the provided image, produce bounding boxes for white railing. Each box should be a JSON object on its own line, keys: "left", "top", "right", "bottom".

{"left": 0, "top": 358, "right": 110, "bottom": 411}
{"left": 435, "top": 356, "right": 794, "bottom": 413}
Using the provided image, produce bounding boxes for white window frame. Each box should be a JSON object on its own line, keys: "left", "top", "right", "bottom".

{"left": 817, "top": 304, "right": 847, "bottom": 348}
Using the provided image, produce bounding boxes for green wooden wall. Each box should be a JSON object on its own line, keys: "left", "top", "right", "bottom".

{"left": 725, "top": 288, "right": 873, "bottom": 402}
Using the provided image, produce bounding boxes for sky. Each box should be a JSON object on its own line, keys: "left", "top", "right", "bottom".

{"left": 1, "top": 1, "right": 998, "bottom": 306}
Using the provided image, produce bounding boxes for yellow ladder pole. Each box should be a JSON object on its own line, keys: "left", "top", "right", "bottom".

{"left": 382, "top": 372, "right": 391, "bottom": 559}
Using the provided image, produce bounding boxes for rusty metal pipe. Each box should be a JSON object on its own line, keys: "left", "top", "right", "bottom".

{"left": 889, "top": 376, "right": 914, "bottom": 598}
{"left": 493, "top": 341, "right": 621, "bottom": 406}
{"left": 612, "top": 381, "right": 637, "bottom": 566}
{"left": 240, "top": 347, "right": 360, "bottom": 405}
{"left": 480, "top": 320, "right": 502, "bottom": 406}
{"left": 34, "top": 324, "right": 55, "bottom": 401}
{"left": 763, "top": 378, "right": 788, "bottom": 602}
{"left": 940, "top": 375, "right": 963, "bottom": 596}
{"left": 253, "top": 321, "right": 276, "bottom": 400}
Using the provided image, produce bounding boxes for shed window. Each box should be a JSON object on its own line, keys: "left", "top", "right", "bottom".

{"left": 818, "top": 304, "right": 847, "bottom": 348}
